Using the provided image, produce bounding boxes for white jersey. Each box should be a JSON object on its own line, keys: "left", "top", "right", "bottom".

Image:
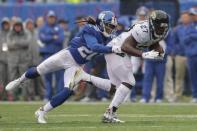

{"left": 105, "top": 20, "right": 156, "bottom": 86}
{"left": 108, "top": 20, "right": 158, "bottom": 50}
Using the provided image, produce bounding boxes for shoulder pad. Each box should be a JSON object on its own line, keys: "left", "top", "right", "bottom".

{"left": 131, "top": 21, "right": 150, "bottom": 44}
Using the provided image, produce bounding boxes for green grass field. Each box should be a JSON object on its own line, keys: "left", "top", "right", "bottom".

{"left": 1, "top": 102, "right": 197, "bottom": 131}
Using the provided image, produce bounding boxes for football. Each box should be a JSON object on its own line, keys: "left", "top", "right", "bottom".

{"left": 149, "top": 42, "right": 164, "bottom": 54}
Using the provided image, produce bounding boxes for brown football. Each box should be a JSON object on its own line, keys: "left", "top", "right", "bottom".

{"left": 149, "top": 43, "right": 164, "bottom": 54}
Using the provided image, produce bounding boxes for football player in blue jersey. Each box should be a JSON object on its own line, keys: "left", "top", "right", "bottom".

{"left": 5, "top": 11, "right": 121, "bottom": 124}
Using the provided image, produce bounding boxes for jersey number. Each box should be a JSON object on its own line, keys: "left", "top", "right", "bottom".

{"left": 78, "top": 46, "right": 98, "bottom": 60}
{"left": 140, "top": 25, "right": 148, "bottom": 33}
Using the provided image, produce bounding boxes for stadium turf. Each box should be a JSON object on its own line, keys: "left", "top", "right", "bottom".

{"left": 1, "top": 102, "right": 197, "bottom": 131}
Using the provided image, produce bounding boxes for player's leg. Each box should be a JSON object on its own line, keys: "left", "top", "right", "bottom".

{"left": 103, "top": 54, "right": 135, "bottom": 123}
{"left": 72, "top": 67, "right": 116, "bottom": 93}
{"left": 35, "top": 66, "right": 78, "bottom": 124}
{"left": 103, "top": 73, "right": 135, "bottom": 123}
{"left": 5, "top": 49, "right": 69, "bottom": 91}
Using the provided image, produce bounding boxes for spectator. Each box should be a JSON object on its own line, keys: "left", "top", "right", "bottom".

{"left": 58, "top": 19, "right": 71, "bottom": 48}
{"left": 140, "top": 41, "right": 166, "bottom": 103}
{"left": 35, "top": 16, "right": 45, "bottom": 48}
{"left": 116, "top": 16, "right": 130, "bottom": 35}
{"left": 184, "top": 7, "right": 197, "bottom": 103}
{"left": 35, "top": 16, "right": 44, "bottom": 28}
{"left": 69, "top": 16, "right": 86, "bottom": 40}
{"left": 10, "top": 16, "right": 18, "bottom": 27}
{"left": 26, "top": 19, "right": 41, "bottom": 66}
{"left": 164, "top": 30, "right": 175, "bottom": 102}
{"left": 39, "top": 10, "right": 64, "bottom": 102}
{"left": 165, "top": 11, "right": 191, "bottom": 102}
{"left": 6, "top": 18, "right": 32, "bottom": 101}
{"left": 0, "top": 17, "right": 10, "bottom": 100}
{"left": 25, "top": 18, "right": 44, "bottom": 100}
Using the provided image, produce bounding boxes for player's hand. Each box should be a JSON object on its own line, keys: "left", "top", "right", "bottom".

{"left": 112, "top": 45, "right": 122, "bottom": 54}
{"left": 154, "top": 53, "right": 165, "bottom": 60}
{"left": 142, "top": 50, "right": 159, "bottom": 59}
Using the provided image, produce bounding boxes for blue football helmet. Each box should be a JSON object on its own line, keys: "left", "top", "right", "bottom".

{"left": 96, "top": 11, "right": 117, "bottom": 37}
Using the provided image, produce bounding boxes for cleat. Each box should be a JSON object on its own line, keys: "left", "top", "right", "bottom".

{"left": 35, "top": 107, "right": 47, "bottom": 124}
{"left": 69, "top": 68, "right": 90, "bottom": 90}
{"left": 5, "top": 78, "right": 22, "bottom": 91}
{"left": 111, "top": 117, "right": 125, "bottom": 123}
{"left": 102, "top": 108, "right": 125, "bottom": 123}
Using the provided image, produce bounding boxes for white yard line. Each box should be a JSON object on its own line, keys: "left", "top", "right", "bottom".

{"left": 3, "top": 126, "right": 97, "bottom": 130}
{"left": 2, "top": 125, "right": 194, "bottom": 130}
{"left": 48, "top": 114, "right": 197, "bottom": 118}
{"left": 1, "top": 101, "right": 197, "bottom": 106}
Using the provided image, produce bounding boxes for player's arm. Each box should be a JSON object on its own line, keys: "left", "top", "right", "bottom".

{"left": 121, "top": 35, "right": 143, "bottom": 57}
{"left": 121, "top": 36, "right": 159, "bottom": 59}
{"left": 84, "top": 33, "right": 112, "bottom": 53}
{"left": 149, "top": 42, "right": 164, "bottom": 54}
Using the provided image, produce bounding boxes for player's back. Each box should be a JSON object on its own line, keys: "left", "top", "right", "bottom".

{"left": 68, "top": 24, "right": 108, "bottom": 64}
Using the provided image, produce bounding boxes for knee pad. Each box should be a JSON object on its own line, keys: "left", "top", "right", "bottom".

{"left": 109, "top": 84, "right": 116, "bottom": 95}
{"left": 122, "top": 82, "right": 133, "bottom": 90}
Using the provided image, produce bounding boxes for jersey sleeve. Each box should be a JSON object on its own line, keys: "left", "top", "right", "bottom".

{"left": 82, "top": 24, "right": 97, "bottom": 36}
{"left": 131, "top": 22, "right": 150, "bottom": 44}
{"left": 83, "top": 33, "right": 112, "bottom": 53}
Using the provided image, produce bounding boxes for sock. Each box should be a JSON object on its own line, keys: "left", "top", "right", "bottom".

{"left": 112, "top": 106, "right": 117, "bottom": 112}
{"left": 18, "top": 67, "right": 40, "bottom": 83}
{"left": 19, "top": 73, "right": 27, "bottom": 82}
{"left": 43, "top": 102, "right": 53, "bottom": 112}
{"left": 50, "top": 87, "right": 73, "bottom": 108}
{"left": 109, "top": 84, "right": 131, "bottom": 108}
{"left": 90, "top": 76, "right": 111, "bottom": 91}
{"left": 25, "top": 67, "right": 40, "bottom": 79}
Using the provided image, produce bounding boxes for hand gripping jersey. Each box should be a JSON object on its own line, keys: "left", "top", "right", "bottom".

{"left": 68, "top": 24, "right": 111, "bottom": 65}
{"left": 108, "top": 20, "right": 159, "bottom": 50}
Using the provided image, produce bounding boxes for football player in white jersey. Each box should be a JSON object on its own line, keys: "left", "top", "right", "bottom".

{"left": 104, "top": 10, "right": 169, "bottom": 123}
{"left": 74, "top": 10, "right": 169, "bottom": 123}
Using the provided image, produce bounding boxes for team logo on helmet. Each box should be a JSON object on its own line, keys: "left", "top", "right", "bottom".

{"left": 98, "top": 13, "right": 105, "bottom": 20}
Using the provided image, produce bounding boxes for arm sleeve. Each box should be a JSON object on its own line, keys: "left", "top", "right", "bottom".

{"left": 83, "top": 33, "right": 112, "bottom": 53}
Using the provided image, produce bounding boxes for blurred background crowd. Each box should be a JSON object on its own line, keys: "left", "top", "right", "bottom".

{"left": 0, "top": 0, "right": 197, "bottom": 103}
{"left": 0, "top": 0, "right": 118, "bottom": 3}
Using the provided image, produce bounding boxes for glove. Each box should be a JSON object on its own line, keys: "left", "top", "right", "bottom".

{"left": 155, "top": 53, "right": 165, "bottom": 60}
{"left": 142, "top": 50, "right": 159, "bottom": 59}
{"left": 112, "top": 45, "right": 122, "bottom": 54}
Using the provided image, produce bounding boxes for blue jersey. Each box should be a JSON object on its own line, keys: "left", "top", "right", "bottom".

{"left": 68, "top": 24, "right": 112, "bottom": 64}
